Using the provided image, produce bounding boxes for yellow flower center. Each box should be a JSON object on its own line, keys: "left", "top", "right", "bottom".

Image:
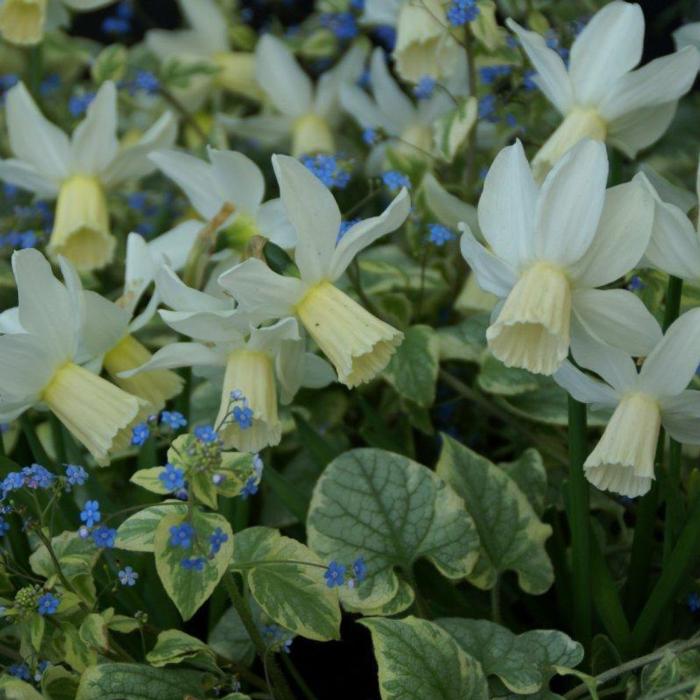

{"left": 292, "top": 113, "right": 334, "bottom": 157}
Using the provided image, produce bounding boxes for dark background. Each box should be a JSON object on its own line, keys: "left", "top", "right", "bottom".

{"left": 68, "top": 2, "right": 699, "bottom": 698}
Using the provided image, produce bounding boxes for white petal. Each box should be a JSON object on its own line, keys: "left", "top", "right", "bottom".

{"left": 637, "top": 175, "right": 700, "bottom": 281}
{"left": 572, "top": 288, "right": 662, "bottom": 358}
{"left": 674, "top": 22, "right": 700, "bottom": 52}
{"left": 77, "top": 290, "right": 131, "bottom": 364}
{"left": 422, "top": 171, "right": 478, "bottom": 231}
{"left": 0, "top": 333, "right": 55, "bottom": 400}
{"left": 640, "top": 308, "right": 700, "bottom": 397}
{"left": 478, "top": 139, "right": 537, "bottom": 266}
{"left": 505, "top": 18, "right": 573, "bottom": 114}
{"left": 208, "top": 147, "right": 265, "bottom": 216}
{"left": 459, "top": 224, "right": 516, "bottom": 297}
{"left": 218, "top": 114, "right": 292, "bottom": 146}
{"left": 660, "top": 390, "right": 700, "bottom": 444}
{"left": 146, "top": 220, "right": 201, "bottom": 272}
{"left": 553, "top": 360, "right": 619, "bottom": 406}
{"left": 217, "top": 258, "right": 304, "bottom": 316}
{"left": 534, "top": 139, "right": 608, "bottom": 266}
{"left": 569, "top": 180, "right": 654, "bottom": 288}
{"left": 340, "top": 83, "right": 396, "bottom": 134}
{"left": 176, "top": 0, "right": 228, "bottom": 50}
{"left": 569, "top": 1, "right": 644, "bottom": 105}
{"left": 5, "top": 82, "right": 70, "bottom": 180}
{"left": 159, "top": 309, "right": 250, "bottom": 343}
{"left": 256, "top": 199, "right": 296, "bottom": 249}
{"left": 248, "top": 317, "right": 300, "bottom": 353}
{"left": 272, "top": 153, "right": 341, "bottom": 282}
{"left": 255, "top": 34, "right": 313, "bottom": 118}
{"left": 12, "top": 249, "right": 76, "bottom": 360}
{"left": 328, "top": 188, "right": 411, "bottom": 280}
{"left": 119, "top": 342, "right": 224, "bottom": 377}
{"left": 599, "top": 47, "right": 700, "bottom": 122}
{"left": 0, "top": 158, "right": 59, "bottom": 197}
{"left": 361, "top": 0, "right": 401, "bottom": 24}
{"left": 302, "top": 353, "right": 335, "bottom": 388}
{"left": 149, "top": 149, "right": 220, "bottom": 220}
{"left": 156, "top": 265, "right": 230, "bottom": 312}
{"left": 61, "top": 0, "right": 117, "bottom": 9}
{"left": 314, "top": 41, "right": 369, "bottom": 120}
{"left": 0, "top": 307, "right": 22, "bottom": 333}
{"left": 71, "top": 80, "right": 118, "bottom": 174}
{"left": 638, "top": 164, "right": 696, "bottom": 214}
{"left": 100, "top": 111, "right": 177, "bottom": 187}
{"left": 607, "top": 101, "right": 677, "bottom": 158}
{"left": 275, "top": 337, "right": 305, "bottom": 405}
{"left": 369, "top": 47, "right": 415, "bottom": 125}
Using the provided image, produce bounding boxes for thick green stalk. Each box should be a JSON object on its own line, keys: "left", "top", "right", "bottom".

{"left": 566, "top": 395, "right": 592, "bottom": 651}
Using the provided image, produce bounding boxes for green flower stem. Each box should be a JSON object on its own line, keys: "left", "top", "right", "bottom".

{"left": 625, "top": 275, "right": 683, "bottom": 622}
{"left": 222, "top": 572, "right": 295, "bottom": 700}
{"left": 566, "top": 395, "right": 592, "bottom": 652}
{"left": 631, "top": 493, "right": 700, "bottom": 653}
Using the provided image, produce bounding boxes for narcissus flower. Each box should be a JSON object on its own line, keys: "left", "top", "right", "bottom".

{"left": 220, "top": 35, "right": 367, "bottom": 157}
{"left": 120, "top": 267, "right": 334, "bottom": 452}
{"left": 0, "top": 80, "right": 176, "bottom": 271}
{"left": 150, "top": 147, "right": 296, "bottom": 250}
{"left": 554, "top": 309, "right": 700, "bottom": 497}
{"left": 0, "top": 0, "right": 115, "bottom": 46}
{"left": 460, "top": 139, "right": 659, "bottom": 376}
{"left": 218, "top": 154, "right": 411, "bottom": 388}
{"left": 0, "top": 250, "right": 145, "bottom": 465}
{"left": 508, "top": 2, "right": 700, "bottom": 180}
{"left": 146, "top": 0, "right": 261, "bottom": 103}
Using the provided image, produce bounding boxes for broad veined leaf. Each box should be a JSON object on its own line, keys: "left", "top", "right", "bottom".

{"left": 478, "top": 355, "right": 543, "bottom": 396}
{"left": 154, "top": 510, "right": 233, "bottom": 620}
{"left": 437, "top": 314, "right": 489, "bottom": 363}
{"left": 30, "top": 531, "right": 99, "bottom": 580}
{"left": 115, "top": 502, "right": 187, "bottom": 553}
{"left": 231, "top": 526, "right": 341, "bottom": 641}
{"left": 499, "top": 448, "right": 547, "bottom": 517}
{"left": 433, "top": 96, "right": 478, "bottom": 163}
{"left": 436, "top": 435, "right": 553, "bottom": 594}
{"left": 208, "top": 606, "right": 256, "bottom": 666}
{"left": 0, "top": 678, "right": 44, "bottom": 700}
{"left": 307, "top": 448, "right": 479, "bottom": 614}
{"left": 130, "top": 468, "right": 172, "bottom": 495}
{"left": 41, "top": 665, "right": 80, "bottom": 700}
{"left": 383, "top": 325, "right": 440, "bottom": 407}
{"left": 360, "top": 616, "right": 488, "bottom": 700}
{"left": 437, "top": 618, "right": 583, "bottom": 694}
{"left": 79, "top": 613, "right": 109, "bottom": 654}
{"left": 75, "top": 664, "right": 207, "bottom": 700}
{"left": 146, "top": 629, "right": 215, "bottom": 667}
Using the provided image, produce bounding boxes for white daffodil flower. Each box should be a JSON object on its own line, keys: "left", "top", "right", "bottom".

{"left": 220, "top": 35, "right": 368, "bottom": 157}
{"left": 460, "top": 139, "right": 660, "bottom": 376}
{"left": 120, "top": 266, "right": 334, "bottom": 452}
{"left": 0, "top": 0, "right": 114, "bottom": 46}
{"left": 341, "top": 47, "right": 464, "bottom": 172}
{"left": 674, "top": 22, "right": 700, "bottom": 54}
{"left": 150, "top": 146, "right": 296, "bottom": 250}
{"left": 218, "top": 154, "right": 411, "bottom": 388}
{"left": 554, "top": 308, "right": 700, "bottom": 497}
{"left": 0, "top": 81, "right": 176, "bottom": 272}
{"left": 0, "top": 250, "right": 146, "bottom": 465}
{"left": 362, "top": 0, "right": 465, "bottom": 83}
{"left": 634, "top": 163, "right": 700, "bottom": 282}
{"left": 146, "top": 0, "right": 260, "bottom": 103}
{"left": 507, "top": 1, "right": 700, "bottom": 180}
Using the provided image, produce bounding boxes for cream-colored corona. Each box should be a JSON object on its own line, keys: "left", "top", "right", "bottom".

{"left": 213, "top": 51, "right": 263, "bottom": 101}
{"left": 0, "top": 0, "right": 46, "bottom": 45}
{"left": 292, "top": 113, "right": 334, "bottom": 157}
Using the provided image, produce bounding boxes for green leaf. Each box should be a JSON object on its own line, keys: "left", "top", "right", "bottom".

{"left": 360, "top": 616, "right": 488, "bottom": 700}
{"left": 433, "top": 96, "right": 478, "bottom": 162}
{"left": 208, "top": 606, "right": 256, "bottom": 666}
{"left": 79, "top": 613, "right": 109, "bottom": 653}
{"left": 0, "top": 678, "right": 44, "bottom": 700}
{"left": 498, "top": 448, "right": 547, "bottom": 516}
{"left": 478, "top": 355, "right": 542, "bottom": 396}
{"left": 437, "top": 314, "right": 488, "bottom": 362}
{"left": 641, "top": 648, "right": 700, "bottom": 696}
{"left": 437, "top": 618, "right": 583, "bottom": 694}
{"left": 231, "top": 526, "right": 341, "bottom": 641}
{"left": 436, "top": 435, "right": 553, "bottom": 594}
{"left": 115, "top": 502, "right": 187, "bottom": 553}
{"left": 383, "top": 325, "right": 440, "bottom": 407}
{"left": 30, "top": 531, "right": 99, "bottom": 581}
{"left": 76, "top": 664, "right": 206, "bottom": 700}
{"left": 307, "top": 448, "right": 479, "bottom": 613}
{"left": 41, "top": 665, "right": 80, "bottom": 700}
{"left": 154, "top": 510, "right": 233, "bottom": 620}
{"left": 90, "top": 44, "right": 128, "bottom": 84}
{"left": 130, "top": 468, "right": 172, "bottom": 495}
{"left": 146, "top": 629, "right": 215, "bottom": 667}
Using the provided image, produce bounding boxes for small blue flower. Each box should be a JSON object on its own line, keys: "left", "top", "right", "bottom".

{"left": 688, "top": 592, "right": 700, "bottom": 613}
{"left": 22, "top": 464, "right": 54, "bottom": 489}
{"left": 102, "top": 16, "right": 130, "bottom": 35}
{"left": 39, "top": 73, "right": 61, "bottom": 96}
{"left": 209, "top": 527, "right": 229, "bottom": 555}
{"left": 352, "top": 557, "right": 367, "bottom": 583}
{"left": 118, "top": 566, "right": 138, "bottom": 586}
{"left": 373, "top": 25, "right": 396, "bottom": 50}
{"left": 3, "top": 183, "right": 18, "bottom": 198}
{"left": 301, "top": 154, "right": 352, "bottom": 190}
{"left": 180, "top": 556, "right": 205, "bottom": 571}
{"left": 92, "top": 527, "right": 116, "bottom": 548}
{"left": 382, "top": 170, "right": 411, "bottom": 192}
{"left": 116, "top": 0, "right": 133, "bottom": 19}
{"left": 130, "top": 70, "right": 160, "bottom": 96}
{"left": 0, "top": 73, "right": 19, "bottom": 91}
{"left": 447, "top": 0, "right": 480, "bottom": 26}
{"left": 428, "top": 223, "right": 455, "bottom": 246}
{"left": 37, "top": 592, "right": 60, "bottom": 615}
{"left": 65, "top": 464, "right": 88, "bottom": 487}
{"left": 628, "top": 275, "right": 645, "bottom": 291}
{"left": 413, "top": 76, "right": 436, "bottom": 100}
{"left": 161, "top": 410, "right": 187, "bottom": 430}
{"left": 479, "top": 65, "right": 512, "bottom": 85}
{"left": 68, "top": 92, "right": 95, "bottom": 117}
{"left": 194, "top": 425, "right": 219, "bottom": 444}
{"left": 1, "top": 471, "right": 24, "bottom": 497}
{"left": 324, "top": 560, "right": 346, "bottom": 588}
{"left": 523, "top": 69, "right": 537, "bottom": 91}
{"left": 263, "top": 624, "right": 293, "bottom": 653}
{"left": 80, "top": 500, "right": 101, "bottom": 528}
{"left": 169, "top": 523, "right": 195, "bottom": 549}
{"left": 320, "top": 12, "right": 358, "bottom": 40}
{"left": 362, "top": 127, "right": 379, "bottom": 145}
{"left": 159, "top": 463, "right": 186, "bottom": 492}
{"left": 337, "top": 218, "right": 360, "bottom": 243}
{"left": 131, "top": 422, "right": 150, "bottom": 446}
{"left": 478, "top": 94, "right": 497, "bottom": 121}
{"left": 232, "top": 404, "right": 254, "bottom": 430}
{"left": 8, "top": 663, "right": 31, "bottom": 680}
{"left": 0, "top": 517, "right": 10, "bottom": 535}
{"left": 240, "top": 476, "right": 259, "bottom": 500}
